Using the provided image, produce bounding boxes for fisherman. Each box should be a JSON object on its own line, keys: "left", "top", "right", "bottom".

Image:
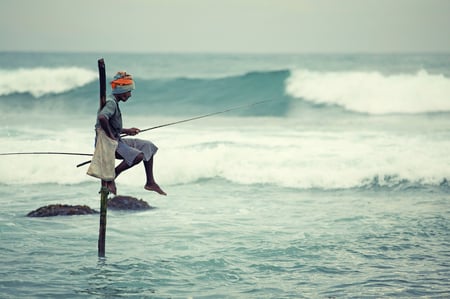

{"left": 95, "top": 71, "right": 166, "bottom": 196}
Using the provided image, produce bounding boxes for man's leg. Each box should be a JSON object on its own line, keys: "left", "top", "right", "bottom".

{"left": 115, "top": 153, "right": 144, "bottom": 178}
{"left": 105, "top": 153, "right": 144, "bottom": 195}
{"left": 102, "top": 179, "right": 116, "bottom": 195}
{"left": 144, "top": 156, "right": 167, "bottom": 195}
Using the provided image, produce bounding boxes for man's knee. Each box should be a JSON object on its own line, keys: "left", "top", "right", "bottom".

{"left": 133, "top": 153, "right": 144, "bottom": 164}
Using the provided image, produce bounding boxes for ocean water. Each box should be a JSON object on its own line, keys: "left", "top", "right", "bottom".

{"left": 0, "top": 52, "right": 449, "bottom": 298}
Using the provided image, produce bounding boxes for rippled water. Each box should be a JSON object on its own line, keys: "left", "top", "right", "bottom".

{"left": 1, "top": 51, "right": 450, "bottom": 298}
{"left": 1, "top": 181, "right": 449, "bottom": 298}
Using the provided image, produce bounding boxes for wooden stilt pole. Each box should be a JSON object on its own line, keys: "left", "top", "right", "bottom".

{"left": 97, "top": 58, "right": 108, "bottom": 258}
{"left": 98, "top": 185, "right": 109, "bottom": 257}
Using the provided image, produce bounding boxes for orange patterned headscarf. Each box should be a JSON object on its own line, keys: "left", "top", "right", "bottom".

{"left": 110, "top": 71, "right": 135, "bottom": 94}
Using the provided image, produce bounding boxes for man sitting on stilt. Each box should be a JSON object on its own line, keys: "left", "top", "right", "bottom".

{"left": 95, "top": 71, "right": 166, "bottom": 196}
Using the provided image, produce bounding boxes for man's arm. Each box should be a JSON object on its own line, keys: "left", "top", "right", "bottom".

{"left": 98, "top": 115, "right": 116, "bottom": 140}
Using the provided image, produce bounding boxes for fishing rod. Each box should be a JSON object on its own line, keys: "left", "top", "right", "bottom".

{"left": 0, "top": 152, "right": 92, "bottom": 157}
{"left": 121, "top": 98, "right": 275, "bottom": 137}
{"left": 76, "top": 98, "right": 277, "bottom": 168}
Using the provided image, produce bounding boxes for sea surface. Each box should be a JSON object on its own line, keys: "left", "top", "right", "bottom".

{"left": 0, "top": 52, "right": 449, "bottom": 298}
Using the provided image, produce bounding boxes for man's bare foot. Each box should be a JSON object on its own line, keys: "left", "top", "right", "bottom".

{"left": 144, "top": 183, "right": 167, "bottom": 196}
{"left": 106, "top": 180, "right": 117, "bottom": 195}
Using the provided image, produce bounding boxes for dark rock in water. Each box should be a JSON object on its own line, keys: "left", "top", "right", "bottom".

{"left": 26, "top": 196, "right": 151, "bottom": 217}
{"left": 107, "top": 195, "right": 153, "bottom": 211}
{"left": 27, "top": 204, "right": 98, "bottom": 217}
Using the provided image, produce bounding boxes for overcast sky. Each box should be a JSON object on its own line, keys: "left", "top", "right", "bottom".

{"left": 1, "top": 0, "right": 449, "bottom": 53}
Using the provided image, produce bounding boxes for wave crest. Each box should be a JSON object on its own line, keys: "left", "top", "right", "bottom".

{"left": 0, "top": 67, "right": 97, "bottom": 97}
{"left": 285, "top": 69, "right": 450, "bottom": 114}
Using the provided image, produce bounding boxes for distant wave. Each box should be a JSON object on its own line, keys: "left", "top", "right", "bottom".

{"left": 6, "top": 67, "right": 450, "bottom": 117}
{"left": 0, "top": 69, "right": 292, "bottom": 117}
{"left": 285, "top": 69, "right": 450, "bottom": 114}
{"left": 0, "top": 67, "right": 97, "bottom": 97}
{"left": 121, "top": 70, "right": 292, "bottom": 117}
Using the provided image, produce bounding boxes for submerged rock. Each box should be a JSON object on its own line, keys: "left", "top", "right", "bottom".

{"left": 26, "top": 195, "right": 152, "bottom": 217}
{"left": 107, "top": 195, "right": 153, "bottom": 211}
{"left": 27, "top": 204, "right": 98, "bottom": 217}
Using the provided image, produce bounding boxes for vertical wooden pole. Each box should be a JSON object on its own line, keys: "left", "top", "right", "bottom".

{"left": 97, "top": 58, "right": 108, "bottom": 257}
{"left": 98, "top": 58, "right": 106, "bottom": 109}
{"left": 98, "top": 186, "right": 109, "bottom": 257}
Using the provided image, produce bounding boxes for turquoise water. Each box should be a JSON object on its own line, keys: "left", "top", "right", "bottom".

{"left": 1, "top": 52, "right": 450, "bottom": 297}
{"left": 1, "top": 182, "right": 449, "bottom": 298}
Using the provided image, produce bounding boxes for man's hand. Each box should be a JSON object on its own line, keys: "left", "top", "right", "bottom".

{"left": 124, "top": 127, "right": 140, "bottom": 136}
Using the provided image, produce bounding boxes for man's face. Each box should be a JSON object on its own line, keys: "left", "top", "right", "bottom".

{"left": 118, "top": 91, "right": 132, "bottom": 102}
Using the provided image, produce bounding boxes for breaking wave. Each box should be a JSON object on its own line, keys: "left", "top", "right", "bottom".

{"left": 285, "top": 69, "right": 450, "bottom": 114}
{"left": 0, "top": 125, "right": 448, "bottom": 192}
{"left": 0, "top": 67, "right": 97, "bottom": 97}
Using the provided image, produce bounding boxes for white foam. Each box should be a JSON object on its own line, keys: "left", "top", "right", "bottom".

{"left": 1, "top": 116, "right": 449, "bottom": 190}
{"left": 285, "top": 69, "right": 450, "bottom": 114}
{"left": 0, "top": 67, "right": 97, "bottom": 97}
{"left": 119, "top": 124, "right": 450, "bottom": 190}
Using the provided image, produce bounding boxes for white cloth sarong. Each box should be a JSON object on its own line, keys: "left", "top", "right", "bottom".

{"left": 87, "top": 128, "right": 118, "bottom": 181}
